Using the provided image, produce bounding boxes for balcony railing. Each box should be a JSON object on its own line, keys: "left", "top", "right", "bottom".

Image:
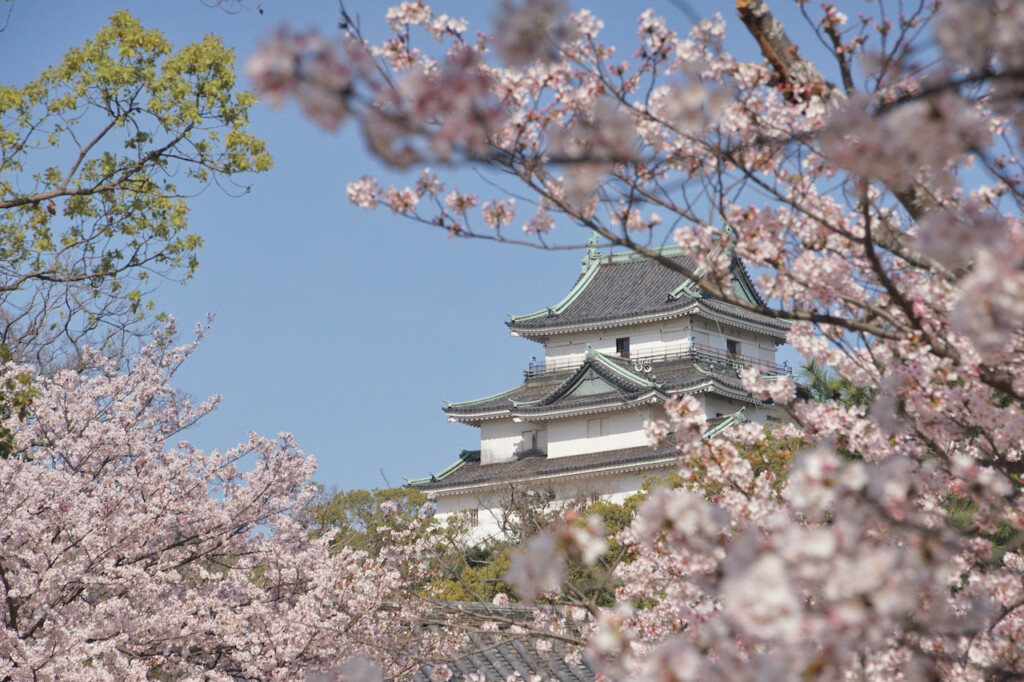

{"left": 524, "top": 342, "right": 792, "bottom": 379}
{"left": 683, "top": 342, "right": 792, "bottom": 376}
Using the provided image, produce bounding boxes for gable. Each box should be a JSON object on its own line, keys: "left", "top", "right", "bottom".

{"left": 729, "top": 257, "right": 768, "bottom": 307}
{"left": 560, "top": 368, "right": 622, "bottom": 400}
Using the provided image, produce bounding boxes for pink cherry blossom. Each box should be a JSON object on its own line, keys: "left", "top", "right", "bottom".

{"left": 505, "top": 532, "right": 565, "bottom": 602}
{"left": 481, "top": 198, "right": 516, "bottom": 230}
{"left": 346, "top": 175, "right": 380, "bottom": 209}
{"left": 0, "top": 323, "right": 453, "bottom": 680}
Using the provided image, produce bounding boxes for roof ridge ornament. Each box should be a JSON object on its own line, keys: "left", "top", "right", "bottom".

{"left": 580, "top": 230, "right": 602, "bottom": 274}
{"left": 723, "top": 224, "right": 737, "bottom": 254}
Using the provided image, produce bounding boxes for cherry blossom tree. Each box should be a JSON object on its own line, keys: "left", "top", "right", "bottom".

{"left": 250, "top": 0, "right": 1024, "bottom": 678}
{"left": 0, "top": 323, "right": 452, "bottom": 681}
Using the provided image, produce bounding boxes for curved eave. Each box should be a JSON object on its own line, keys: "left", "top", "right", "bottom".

{"left": 671, "top": 376, "right": 765, "bottom": 406}
{"left": 405, "top": 449, "right": 478, "bottom": 486}
{"left": 509, "top": 306, "right": 694, "bottom": 339}
{"left": 507, "top": 299, "right": 789, "bottom": 341}
{"left": 506, "top": 255, "right": 602, "bottom": 324}
{"left": 512, "top": 389, "right": 667, "bottom": 421}
{"left": 448, "top": 370, "right": 765, "bottom": 424}
{"left": 423, "top": 455, "right": 680, "bottom": 497}
{"left": 588, "top": 350, "right": 661, "bottom": 389}
{"left": 446, "top": 408, "right": 511, "bottom": 425}
{"left": 692, "top": 300, "right": 790, "bottom": 340}
{"left": 450, "top": 389, "right": 668, "bottom": 424}
{"left": 443, "top": 385, "right": 523, "bottom": 414}
{"left": 730, "top": 257, "right": 768, "bottom": 308}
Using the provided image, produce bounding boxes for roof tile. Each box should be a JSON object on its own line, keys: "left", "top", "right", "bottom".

{"left": 414, "top": 443, "right": 677, "bottom": 491}
{"left": 508, "top": 251, "right": 699, "bottom": 333}
{"left": 444, "top": 354, "right": 745, "bottom": 421}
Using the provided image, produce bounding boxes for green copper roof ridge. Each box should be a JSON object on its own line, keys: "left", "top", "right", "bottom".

{"left": 612, "top": 244, "right": 688, "bottom": 262}
{"left": 406, "top": 448, "right": 478, "bottom": 486}
{"left": 533, "top": 348, "right": 603, "bottom": 406}
{"left": 670, "top": 250, "right": 759, "bottom": 305}
{"left": 508, "top": 255, "right": 602, "bottom": 323}
{"left": 673, "top": 224, "right": 765, "bottom": 307}
{"left": 580, "top": 230, "right": 602, "bottom": 274}
{"left": 701, "top": 408, "right": 747, "bottom": 440}
{"left": 667, "top": 266, "right": 705, "bottom": 301}
{"left": 679, "top": 226, "right": 732, "bottom": 298}
{"left": 509, "top": 245, "right": 691, "bottom": 324}
{"left": 730, "top": 256, "right": 767, "bottom": 308}
{"left": 589, "top": 349, "right": 659, "bottom": 388}
{"left": 445, "top": 385, "right": 521, "bottom": 410}
{"left": 537, "top": 348, "right": 657, "bottom": 407}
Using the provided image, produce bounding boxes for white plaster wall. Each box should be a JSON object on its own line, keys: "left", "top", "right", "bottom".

{"left": 539, "top": 319, "right": 781, "bottom": 373}
{"left": 660, "top": 324, "right": 690, "bottom": 347}
{"left": 540, "top": 316, "right": 780, "bottom": 372}
{"left": 542, "top": 319, "right": 692, "bottom": 367}
{"left": 695, "top": 317, "right": 727, "bottom": 352}
{"left": 547, "top": 417, "right": 586, "bottom": 455}
{"left": 705, "top": 394, "right": 739, "bottom": 420}
{"left": 691, "top": 319, "right": 779, "bottom": 366}
{"left": 431, "top": 461, "right": 680, "bottom": 545}
{"left": 433, "top": 495, "right": 508, "bottom": 545}
{"left": 480, "top": 419, "right": 545, "bottom": 464}
{"left": 547, "top": 408, "right": 651, "bottom": 458}
{"left": 704, "top": 394, "right": 784, "bottom": 424}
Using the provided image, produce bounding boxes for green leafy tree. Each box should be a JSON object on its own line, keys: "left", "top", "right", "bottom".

{"left": 428, "top": 542, "right": 517, "bottom": 603}
{"left": 798, "top": 359, "right": 875, "bottom": 409}
{"left": 0, "top": 11, "right": 271, "bottom": 369}
{"left": 310, "top": 485, "right": 430, "bottom": 555}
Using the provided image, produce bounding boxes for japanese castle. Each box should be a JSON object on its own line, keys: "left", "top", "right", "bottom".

{"left": 411, "top": 241, "right": 791, "bottom": 540}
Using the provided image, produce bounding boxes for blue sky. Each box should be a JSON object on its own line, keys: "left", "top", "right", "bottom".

{"left": 2, "top": 0, "right": 808, "bottom": 492}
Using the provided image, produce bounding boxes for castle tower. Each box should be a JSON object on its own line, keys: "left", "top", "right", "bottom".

{"left": 410, "top": 245, "right": 790, "bottom": 541}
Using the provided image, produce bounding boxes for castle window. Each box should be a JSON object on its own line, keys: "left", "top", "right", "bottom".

{"left": 726, "top": 338, "right": 740, "bottom": 358}
{"left": 587, "top": 418, "right": 605, "bottom": 438}
{"left": 522, "top": 429, "right": 538, "bottom": 452}
{"left": 616, "top": 337, "right": 630, "bottom": 358}
{"left": 466, "top": 508, "right": 479, "bottom": 527}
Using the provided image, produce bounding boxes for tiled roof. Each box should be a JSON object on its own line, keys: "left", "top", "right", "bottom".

{"left": 413, "top": 604, "right": 595, "bottom": 681}
{"left": 444, "top": 351, "right": 748, "bottom": 423}
{"left": 446, "top": 372, "right": 569, "bottom": 415}
{"left": 699, "top": 298, "right": 790, "bottom": 332}
{"left": 507, "top": 249, "right": 700, "bottom": 334}
{"left": 532, "top": 351, "right": 658, "bottom": 405}
{"left": 412, "top": 443, "right": 677, "bottom": 491}
{"left": 414, "top": 630, "right": 594, "bottom": 681}
{"left": 505, "top": 246, "right": 788, "bottom": 339}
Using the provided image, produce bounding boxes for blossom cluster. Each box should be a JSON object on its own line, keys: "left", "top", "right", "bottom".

{"left": 0, "top": 324, "right": 454, "bottom": 680}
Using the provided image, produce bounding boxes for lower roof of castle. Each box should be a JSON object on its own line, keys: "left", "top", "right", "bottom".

{"left": 409, "top": 412, "right": 747, "bottom": 494}
{"left": 443, "top": 348, "right": 768, "bottom": 425}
